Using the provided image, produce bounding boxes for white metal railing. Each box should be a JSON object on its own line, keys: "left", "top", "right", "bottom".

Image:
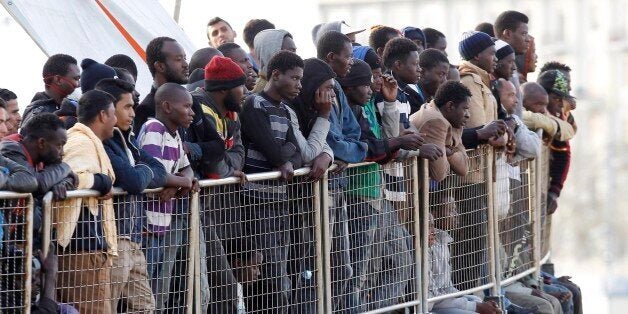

{"left": 0, "top": 145, "right": 552, "bottom": 313}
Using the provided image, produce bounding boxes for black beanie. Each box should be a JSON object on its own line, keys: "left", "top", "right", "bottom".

{"left": 80, "top": 58, "right": 116, "bottom": 93}
{"left": 299, "top": 58, "right": 336, "bottom": 107}
{"left": 338, "top": 59, "right": 372, "bottom": 88}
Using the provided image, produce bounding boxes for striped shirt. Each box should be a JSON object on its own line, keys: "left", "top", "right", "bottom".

{"left": 137, "top": 118, "right": 190, "bottom": 234}
{"left": 240, "top": 92, "right": 300, "bottom": 199}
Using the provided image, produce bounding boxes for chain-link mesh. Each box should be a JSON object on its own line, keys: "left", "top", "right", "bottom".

{"left": 427, "top": 146, "right": 493, "bottom": 297}
{"left": 495, "top": 158, "right": 535, "bottom": 281}
{"left": 327, "top": 157, "right": 418, "bottom": 313}
{"left": 44, "top": 190, "right": 193, "bottom": 313}
{"left": 25, "top": 144, "right": 557, "bottom": 313}
{"left": 0, "top": 194, "right": 33, "bottom": 313}
{"left": 198, "top": 170, "right": 320, "bottom": 314}
{"left": 538, "top": 145, "right": 552, "bottom": 259}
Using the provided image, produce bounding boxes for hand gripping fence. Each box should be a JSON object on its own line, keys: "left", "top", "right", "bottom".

{"left": 21, "top": 145, "right": 554, "bottom": 313}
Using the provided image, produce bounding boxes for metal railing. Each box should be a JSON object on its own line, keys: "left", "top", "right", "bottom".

{"left": 0, "top": 145, "right": 553, "bottom": 313}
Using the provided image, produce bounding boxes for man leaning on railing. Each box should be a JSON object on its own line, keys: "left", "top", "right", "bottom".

{"left": 98, "top": 78, "right": 167, "bottom": 312}
{"left": 55, "top": 90, "right": 118, "bottom": 314}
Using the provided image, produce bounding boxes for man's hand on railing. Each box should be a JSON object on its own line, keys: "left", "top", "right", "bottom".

{"left": 159, "top": 187, "right": 179, "bottom": 201}
{"left": 309, "top": 153, "right": 332, "bottom": 181}
{"left": 331, "top": 160, "right": 348, "bottom": 175}
{"left": 278, "top": 161, "right": 294, "bottom": 181}
{"left": 418, "top": 143, "right": 443, "bottom": 161}
{"left": 97, "top": 188, "right": 114, "bottom": 200}
{"left": 177, "top": 178, "right": 200, "bottom": 197}
{"left": 233, "top": 170, "right": 247, "bottom": 186}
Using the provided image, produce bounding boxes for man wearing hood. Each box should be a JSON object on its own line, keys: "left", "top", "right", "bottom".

{"left": 252, "top": 29, "right": 297, "bottom": 93}
{"left": 98, "top": 78, "right": 167, "bottom": 312}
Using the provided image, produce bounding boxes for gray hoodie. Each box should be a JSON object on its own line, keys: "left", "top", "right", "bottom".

{"left": 253, "top": 29, "right": 292, "bottom": 78}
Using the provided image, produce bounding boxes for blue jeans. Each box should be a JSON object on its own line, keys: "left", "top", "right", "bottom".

{"left": 543, "top": 283, "right": 574, "bottom": 314}
{"left": 143, "top": 209, "right": 189, "bottom": 312}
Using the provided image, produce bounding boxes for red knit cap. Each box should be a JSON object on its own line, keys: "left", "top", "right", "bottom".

{"left": 204, "top": 56, "right": 246, "bottom": 91}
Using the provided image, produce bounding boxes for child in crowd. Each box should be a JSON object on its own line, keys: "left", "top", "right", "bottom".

{"left": 137, "top": 83, "right": 199, "bottom": 310}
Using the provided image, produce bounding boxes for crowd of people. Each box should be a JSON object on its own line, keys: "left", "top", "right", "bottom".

{"left": 0, "top": 9, "right": 584, "bottom": 314}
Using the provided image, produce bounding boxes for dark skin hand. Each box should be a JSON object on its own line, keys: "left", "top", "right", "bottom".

{"left": 418, "top": 143, "right": 443, "bottom": 161}
{"left": 159, "top": 187, "right": 179, "bottom": 201}
{"left": 309, "top": 153, "right": 332, "bottom": 181}
{"left": 97, "top": 188, "right": 114, "bottom": 200}
{"left": 331, "top": 160, "right": 348, "bottom": 175}
{"left": 51, "top": 183, "right": 68, "bottom": 201}
{"left": 477, "top": 120, "right": 507, "bottom": 140}
{"left": 278, "top": 161, "right": 294, "bottom": 181}
{"left": 313, "top": 88, "right": 333, "bottom": 119}
{"left": 476, "top": 301, "right": 502, "bottom": 314}
{"left": 176, "top": 177, "right": 200, "bottom": 197}
{"left": 381, "top": 74, "right": 399, "bottom": 102}
{"left": 548, "top": 290, "right": 572, "bottom": 302}
{"left": 445, "top": 146, "right": 454, "bottom": 157}
{"left": 392, "top": 129, "right": 424, "bottom": 151}
{"left": 233, "top": 170, "right": 247, "bottom": 186}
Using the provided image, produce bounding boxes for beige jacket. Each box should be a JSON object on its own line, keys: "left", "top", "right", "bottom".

{"left": 56, "top": 123, "right": 118, "bottom": 256}
{"left": 459, "top": 61, "right": 498, "bottom": 128}
{"left": 409, "top": 101, "right": 468, "bottom": 182}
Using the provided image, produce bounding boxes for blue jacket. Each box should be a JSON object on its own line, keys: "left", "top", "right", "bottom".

{"left": 103, "top": 128, "right": 166, "bottom": 243}
{"left": 327, "top": 80, "right": 367, "bottom": 189}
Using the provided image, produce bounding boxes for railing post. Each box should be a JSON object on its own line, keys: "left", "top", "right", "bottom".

{"left": 187, "top": 191, "right": 200, "bottom": 314}
{"left": 486, "top": 147, "right": 502, "bottom": 300}
{"left": 23, "top": 194, "right": 34, "bottom": 314}
{"left": 410, "top": 157, "right": 423, "bottom": 313}
{"left": 533, "top": 154, "right": 543, "bottom": 279}
{"left": 419, "top": 158, "right": 430, "bottom": 314}
{"left": 313, "top": 176, "right": 325, "bottom": 313}
{"left": 320, "top": 171, "right": 332, "bottom": 314}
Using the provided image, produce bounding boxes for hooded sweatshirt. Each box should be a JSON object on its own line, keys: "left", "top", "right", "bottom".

{"left": 287, "top": 58, "right": 335, "bottom": 163}
{"left": 252, "top": 29, "right": 291, "bottom": 93}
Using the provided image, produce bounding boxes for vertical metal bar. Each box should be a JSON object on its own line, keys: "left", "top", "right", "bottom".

{"left": 321, "top": 171, "right": 332, "bottom": 314}
{"left": 41, "top": 192, "right": 53, "bottom": 257}
{"left": 313, "top": 178, "right": 324, "bottom": 313}
{"left": 187, "top": 192, "right": 200, "bottom": 314}
{"left": 419, "top": 158, "right": 430, "bottom": 314}
{"left": 23, "top": 194, "right": 34, "bottom": 314}
{"left": 533, "top": 155, "right": 542, "bottom": 278}
{"left": 485, "top": 147, "right": 501, "bottom": 297}
{"left": 410, "top": 157, "right": 422, "bottom": 313}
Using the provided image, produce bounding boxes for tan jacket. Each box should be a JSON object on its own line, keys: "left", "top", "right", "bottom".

{"left": 409, "top": 101, "right": 468, "bottom": 182}
{"left": 56, "top": 123, "right": 118, "bottom": 256}
{"left": 521, "top": 111, "right": 575, "bottom": 141}
{"left": 459, "top": 61, "right": 498, "bottom": 128}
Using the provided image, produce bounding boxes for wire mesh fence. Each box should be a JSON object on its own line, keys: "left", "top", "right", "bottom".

{"left": 495, "top": 157, "right": 535, "bottom": 282}
{"left": 198, "top": 169, "right": 321, "bottom": 314}
{"left": 538, "top": 145, "right": 552, "bottom": 259}
{"left": 0, "top": 193, "right": 33, "bottom": 313}
{"left": 42, "top": 189, "right": 194, "bottom": 314}
{"left": 425, "top": 146, "right": 495, "bottom": 310}
{"left": 22, "top": 145, "right": 553, "bottom": 314}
